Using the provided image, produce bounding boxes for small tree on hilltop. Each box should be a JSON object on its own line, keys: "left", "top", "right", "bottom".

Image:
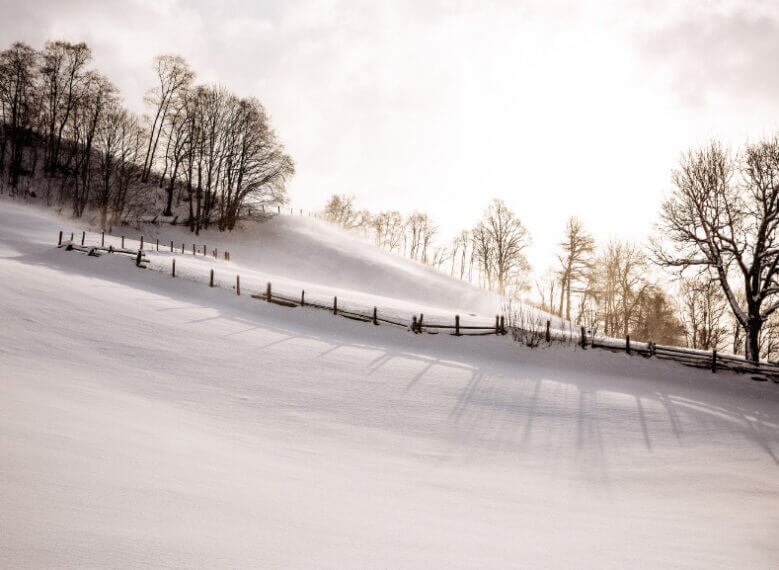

{"left": 323, "top": 193, "right": 370, "bottom": 230}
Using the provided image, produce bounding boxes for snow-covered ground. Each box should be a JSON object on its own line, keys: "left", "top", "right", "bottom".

{"left": 63, "top": 208, "right": 568, "bottom": 331}
{"left": 1, "top": 199, "right": 778, "bottom": 568}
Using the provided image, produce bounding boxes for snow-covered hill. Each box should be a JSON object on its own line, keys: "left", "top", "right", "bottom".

{"left": 1, "top": 199, "right": 778, "bottom": 568}
{"left": 130, "top": 210, "right": 510, "bottom": 319}
{"left": 55, "top": 205, "right": 570, "bottom": 331}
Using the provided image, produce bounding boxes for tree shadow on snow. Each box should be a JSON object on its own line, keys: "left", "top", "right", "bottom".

{"left": 10, "top": 243, "right": 779, "bottom": 467}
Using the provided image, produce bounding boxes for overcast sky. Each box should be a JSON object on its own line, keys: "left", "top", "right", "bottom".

{"left": 2, "top": 0, "right": 778, "bottom": 272}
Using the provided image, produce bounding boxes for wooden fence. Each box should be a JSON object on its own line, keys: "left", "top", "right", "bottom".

{"left": 588, "top": 333, "right": 779, "bottom": 381}
{"left": 57, "top": 229, "right": 231, "bottom": 260}
{"left": 56, "top": 229, "right": 503, "bottom": 336}
{"left": 56, "top": 229, "right": 779, "bottom": 382}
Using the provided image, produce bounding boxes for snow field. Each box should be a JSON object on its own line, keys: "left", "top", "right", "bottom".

{"left": 1, "top": 200, "right": 778, "bottom": 568}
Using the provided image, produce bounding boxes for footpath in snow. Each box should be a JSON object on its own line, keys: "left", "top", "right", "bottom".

{"left": 1, "top": 200, "right": 778, "bottom": 569}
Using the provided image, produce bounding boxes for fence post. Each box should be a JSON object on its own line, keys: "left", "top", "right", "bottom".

{"left": 266, "top": 282, "right": 271, "bottom": 302}
{"left": 333, "top": 296, "right": 338, "bottom": 314}
{"left": 545, "top": 320, "right": 551, "bottom": 342}
{"left": 712, "top": 349, "right": 717, "bottom": 373}
{"left": 373, "top": 307, "right": 378, "bottom": 325}
{"left": 140, "top": 235, "right": 143, "bottom": 250}
{"left": 135, "top": 250, "right": 142, "bottom": 267}
{"left": 277, "top": 205, "right": 280, "bottom": 214}
{"left": 156, "top": 239, "right": 159, "bottom": 251}
{"left": 101, "top": 231, "right": 105, "bottom": 246}
{"left": 495, "top": 315, "right": 500, "bottom": 335}
{"left": 649, "top": 341, "right": 656, "bottom": 357}
{"left": 172, "top": 259, "right": 176, "bottom": 277}
{"left": 412, "top": 315, "right": 417, "bottom": 333}
{"left": 581, "top": 326, "right": 587, "bottom": 349}
{"left": 192, "top": 243, "right": 195, "bottom": 255}
{"left": 204, "top": 245, "right": 207, "bottom": 256}
{"left": 170, "top": 240, "right": 173, "bottom": 252}
{"left": 301, "top": 290, "right": 305, "bottom": 306}
{"left": 625, "top": 334, "right": 631, "bottom": 355}
{"left": 58, "top": 231, "right": 63, "bottom": 246}
{"left": 214, "top": 248, "right": 217, "bottom": 259}
{"left": 81, "top": 231, "right": 85, "bottom": 245}
{"left": 121, "top": 236, "right": 125, "bottom": 249}
{"left": 209, "top": 269, "right": 214, "bottom": 287}
{"left": 455, "top": 314, "right": 460, "bottom": 336}
{"left": 236, "top": 275, "right": 240, "bottom": 296}
{"left": 500, "top": 315, "right": 505, "bottom": 334}
{"left": 182, "top": 243, "right": 185, "bottom": 254}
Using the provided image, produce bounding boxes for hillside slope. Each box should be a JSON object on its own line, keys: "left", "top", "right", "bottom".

{"left": 129, "top": 210, "right": 511, "bottom": 320}
{"left": 1, "top": 199, "right": 778, "bottom": 568}
{"left": 56, "top": 204, "right": 570, "bottom": 330}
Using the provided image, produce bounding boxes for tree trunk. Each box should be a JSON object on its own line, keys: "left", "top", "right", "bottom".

{"left": 164, "top": 162, "right": 178, "bottom": 216}
{"left": 746, "top": 319, "right": 762, "bottom": 362}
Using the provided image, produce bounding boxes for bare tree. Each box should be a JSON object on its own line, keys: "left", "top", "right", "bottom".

{"left": 535, "top": 269, "right": 560, "bottom": 315}
{"left": 556, "top": 216, "right": 595, "bottom": 321}
{"left": 472, "top": 199, "right": 531, "bottom": 295}
{"left": 217, "top": 97, "right": 294, "bottom": 230}
{"left": 593, "top": 241, "right": 647, "bottom": 337}
{"left": 0, "top": 39, "right": 292, "bottom": 232}
{"left": 94, "top": 105, "right": 143, "bottom": 228}
{"left": 69, "top": 71, "right": 116, "bottom": 216}
{"left": 654, "top": 138, "right": 779, "bottom": 361}
{"left": 449, "top": 230, "right": 470, "bottom": 278}
{"left": 677, "top": 275, "right": 728, "bottom": 350}
{"left": 471, "top": 222, "right": 493, "bottom": 288}
{"left": 372, "top": 210, "right": 404, "bottom": 251}
{"left": 323, "top": 194, "right": 369, "bottom": 229}
{"left": 429, "top": 245, "right": 450, "bottom": 270}
{"left": 141, "top": 55, "right": 194, "bottom": 182}
{"left": 0, "top": 42, "right": 37, "bottom": 189}
{"left": 159, "top": 93, "right": 189, "bottom": 215}
{"left": 40, "top": 41, "right": 92, "bottom": 174}
{"left": 403, "top": 212, "right": 438, "bottom": 263}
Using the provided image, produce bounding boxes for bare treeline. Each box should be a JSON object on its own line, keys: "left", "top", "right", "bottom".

{"left": 323, "top": 129, "right": 779, "bottom": 364}
{"left": 537, "top": 134, "right": 779, "bottom": 362}
{"left": 654, "top": 136, "right": 779, "bottom": 362}
{"left": 0, "top": 40, "right": 293, "bottom": 232}
{"left": 323, "top": 194, "right": 531, "bottom": 297}
{"left": 541, "top": 233, "right": 685, "bottom": 347}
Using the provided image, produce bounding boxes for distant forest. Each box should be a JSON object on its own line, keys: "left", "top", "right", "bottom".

{"left": 0, "top": 40, "right": 293, "bottom": 232}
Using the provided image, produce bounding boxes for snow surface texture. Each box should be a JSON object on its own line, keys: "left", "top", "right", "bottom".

{"left": 1, "top": 199, "right": 778, "bottom": 569}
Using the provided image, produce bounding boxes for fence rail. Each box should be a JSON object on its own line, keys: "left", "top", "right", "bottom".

{"left": 56, "top": 228, "right": 779, "bottom": 383}
{"left": 589, "top": 334, "right": 779, "bottom": 380}
{"left": 57, "top": 230, "right": 232, "bottom": 260}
